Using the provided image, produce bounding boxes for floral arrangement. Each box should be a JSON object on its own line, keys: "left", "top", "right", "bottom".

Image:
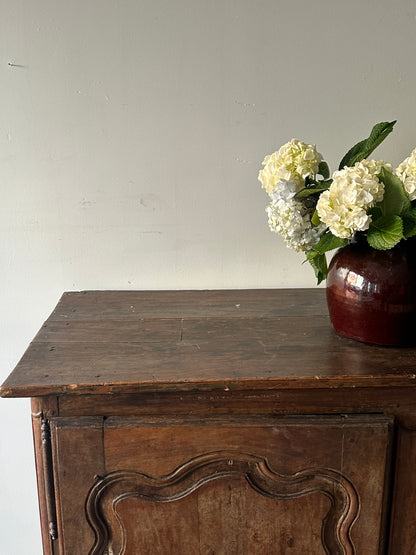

{"left": 258, "top": 121, "right": 416, "bottom": 283}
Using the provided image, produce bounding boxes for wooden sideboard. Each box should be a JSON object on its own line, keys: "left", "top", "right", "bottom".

{"left": 2, "top": 289, "right": 416, "bottom": 554}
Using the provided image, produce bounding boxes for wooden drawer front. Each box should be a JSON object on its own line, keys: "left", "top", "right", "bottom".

{"left": 51, "top": 415, "right": 393, "bottom": 554}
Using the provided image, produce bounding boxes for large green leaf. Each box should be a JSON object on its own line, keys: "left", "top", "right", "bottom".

{"left": 338, "top": 120, "right": 396, "bottom": 170}
{"left": 309, "top": 231, "right": 348, "bottom": 255}
{"left": 378, "top": 168, "right": 411, "bottom": 216}
{"left": 367, "top": 215, "right": 403, "bottom": 250}
{"left": 402, "top": 207, "right": 416, "bottom": 238}
{"left": 307, "top": 252, "right": 327, "bottom": 285}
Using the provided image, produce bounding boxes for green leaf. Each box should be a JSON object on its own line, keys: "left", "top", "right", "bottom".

{"left": 305, "top": 231, "right": 347, "bottom": 284}
{"left": 338, "top": 120, "right": 396, "bottom": 170}
{"left": 311, "top": 209, "right": 321, "bottom": 226}
{"left": 368, "top": 205, "right": 383, "bottom": 221}
{"left": 367, "top": 215, "right": 404, "bottom": 250}
{"left": 294, "top": 180, "right": 332, "bottom": 199}
{"left": 307, "top": 253, "right": 327, "bottom": 285}
{"left": 318, "top": 161, "right": 330, "bottom": 179}
{"left": 295, "top": 184, "right": 329, "bottom": 198}
{"left": 402, "top": 208, "right": 416, "bottom": 238}
{"left": 309, "top": 231, "right": 348, "bottom": 255}
{"left": 378, "top": 168, "right": 411, "bottom": 216}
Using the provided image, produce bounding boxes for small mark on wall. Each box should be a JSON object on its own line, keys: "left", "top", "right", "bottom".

{"left": 8, "top": 62, "right": 26, "bottom": 68}
{"left": 139, "top": 193, "right": 163, "bottom": 211}
{"left": 235, "top": 100, "right": 256, "bottom": 108}
{"left": 235, "top": 157, "right": 252, "bottom": 164}
{"left": 79, "top": 198, "right": 96, "bottom": 208}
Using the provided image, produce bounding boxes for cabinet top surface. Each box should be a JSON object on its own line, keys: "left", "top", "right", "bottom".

{"left": 2, "top": 288, "right": 416, "bottom": 398}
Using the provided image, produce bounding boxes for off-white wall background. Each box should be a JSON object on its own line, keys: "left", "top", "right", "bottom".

{"left": 1, "top": 0, "right": 415, "bottom": 552}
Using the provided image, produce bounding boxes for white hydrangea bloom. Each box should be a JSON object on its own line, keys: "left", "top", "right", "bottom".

{"left": 396, "top": 147, "right": 416, "bottom": 200}
{"left": 258, "top": 139, "right": 323, "bottom": 197}
{"left": 316, "top": 159, "right": 391, "bottom": 239}
{"left": 266, "top": 180, "right": 326, "bottom": 251}
{"left": 270, "top": 180, "right": 298, "bottom": 202}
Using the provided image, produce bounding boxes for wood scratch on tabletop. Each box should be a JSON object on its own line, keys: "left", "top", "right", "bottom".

{"left": 258, "top": 340, "right": 277, "bottom": 363}
{"left": 179, "top": 341, "right": 201, "bottom": 351}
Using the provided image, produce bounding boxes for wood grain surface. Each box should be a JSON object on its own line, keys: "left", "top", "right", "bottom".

{"left": 2, "top": 289, "right": 416, "bottom": 397}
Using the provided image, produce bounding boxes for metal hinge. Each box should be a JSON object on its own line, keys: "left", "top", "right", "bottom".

{"left": 41, "top": 419, "right": 58, "bottom": 541}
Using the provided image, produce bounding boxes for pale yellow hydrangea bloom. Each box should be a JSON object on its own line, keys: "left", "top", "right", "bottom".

{"left": 258, "top": 139, "right": 323, "bottom": 196}
{"left": 317, "top": 160, "right": 391, "bottom": 239}
{"left": 396, "top": 147, "right": 416, "bottom": 200}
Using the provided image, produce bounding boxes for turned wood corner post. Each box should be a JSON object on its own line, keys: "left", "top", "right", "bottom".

{"left": 31, "top": 398, "right": 59, "bottom": 555}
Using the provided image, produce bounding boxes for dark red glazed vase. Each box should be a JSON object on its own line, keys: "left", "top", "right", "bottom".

{"left": 326, "top": 236, "right": 416, "bottom": 346}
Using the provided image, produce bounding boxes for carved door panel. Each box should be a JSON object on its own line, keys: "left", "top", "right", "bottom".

{"left": 51, "top": 415, "right": 393, "bottom": 554}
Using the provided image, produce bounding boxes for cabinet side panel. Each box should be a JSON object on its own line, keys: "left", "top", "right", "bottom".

{"left": 389, "top": 427, "right": 416, "bottom": 553}
{"left": 50, "top": 418, "right": 104, "bottom": 555}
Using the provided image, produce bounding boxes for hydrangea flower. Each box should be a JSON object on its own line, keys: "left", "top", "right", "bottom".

{"left": 266, "top": 180, "right": 326, "bottom": 251}
{"left": 258, "top": 121, "right": 416, "bottom": 283}
{"left": 396, "top": 147, "right": 416, "bottom": 200}
{"left": 258, "top": 139, "right": 323, "bottom": 196}
{"left": 316, "top": 159, "right": 392, "bottom": 238}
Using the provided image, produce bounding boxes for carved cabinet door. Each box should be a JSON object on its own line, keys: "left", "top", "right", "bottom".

{"left": 50, "top": 415, "right": 393, "bottom": 554}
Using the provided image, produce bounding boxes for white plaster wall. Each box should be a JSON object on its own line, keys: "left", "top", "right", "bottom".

{"left": 1, "top": 0, "right": 415, "bottom": 552}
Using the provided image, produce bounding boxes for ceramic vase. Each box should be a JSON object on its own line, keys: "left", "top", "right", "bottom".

{"left": 326, "top": 236, "right": 416, "bottom": 346}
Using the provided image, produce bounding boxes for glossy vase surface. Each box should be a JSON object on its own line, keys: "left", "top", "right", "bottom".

{"left": 326, "top": 237, "right": 416, "bottom": 346}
